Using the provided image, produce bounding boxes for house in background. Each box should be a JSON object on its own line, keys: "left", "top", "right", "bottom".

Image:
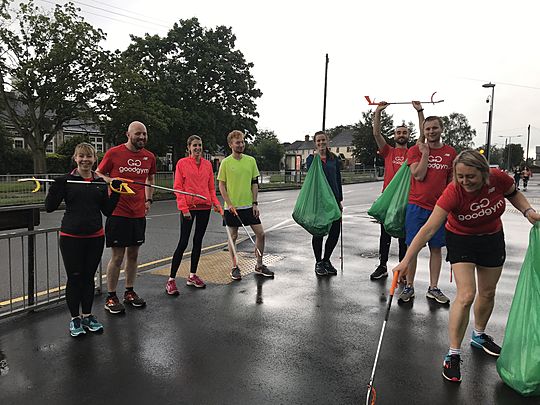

{"left": 283, "top": 130, "right": 356, "bottom": 171}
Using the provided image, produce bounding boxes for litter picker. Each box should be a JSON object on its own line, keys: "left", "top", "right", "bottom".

{"left": 366, "top": 271, "right": 400, "bottom": 405}
{"left": 115, "top": 177, "right": 207, "bottom": 200}
{"left": 232, "top": 209, "right": 263, "bottom": 259}
{"left": 364, "top": 92, "right": 444, "bottom": 106}
{"left": 18, "top": 177, "right": 135, "bottom": 195}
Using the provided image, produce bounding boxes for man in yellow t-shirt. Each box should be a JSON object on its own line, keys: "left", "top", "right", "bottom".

{"left": 218, "top": 130, "right": 274, "bottom": 281}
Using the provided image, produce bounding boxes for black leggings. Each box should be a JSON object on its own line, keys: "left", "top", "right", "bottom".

{"left": 170, "top": 210, "right": 211, "bottom": 277}
{"left": 379, "top": 224, "right": 407, "bottom": 266}
{"left": 59, "top": 236, "right": 104, "bottom": 317}
{"left": 312, "top": 218, "right": 341, "bottom": 262}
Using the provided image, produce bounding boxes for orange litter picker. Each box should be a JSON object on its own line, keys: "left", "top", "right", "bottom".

{"left": 366, "top": 271, "right": 399, "bottom": 405}
{"left": 18, "top": 177, "right": 135, "bottom": 195}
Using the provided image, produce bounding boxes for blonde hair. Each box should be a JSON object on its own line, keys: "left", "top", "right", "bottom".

{"left": 73, "top": 142, "right": 97, "bottom": 160}
{"left": 227, "top": 130, "right": 244, "bottom": 145}
{"left": 453, "top": 150, "right": 490, "bottom": 185}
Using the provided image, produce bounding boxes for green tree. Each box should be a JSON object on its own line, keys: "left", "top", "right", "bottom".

{"left": 502, "top": 143, "right": 524, "bottom": 170}
{"left": 105, "top": 18, "right": 262, "bottom": 161}
{"left": 351, "top": 110, "right": 394, "bottom": 166}
{"left": 0, "top": 1, "right": 113, "bottom": 173}
{"left": 55, "top": 134, "right": 89, "bottom": 156}
{"left": 250, "top": 130, "right": 284, "bottom": 171}
{"left": 440, "top": 113, "right": 476, "bottom": 153}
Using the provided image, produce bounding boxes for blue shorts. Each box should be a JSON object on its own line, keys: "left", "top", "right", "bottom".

{"left": 405, "top": 204, "right": 446, "bottom": 248}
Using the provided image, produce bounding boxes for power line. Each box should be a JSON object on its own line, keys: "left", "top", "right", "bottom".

{"left": 85, "top": 0, "right": 171, "bottom": 25}
{"left": 36, "top": 0, "right": 169, "bottom": 31}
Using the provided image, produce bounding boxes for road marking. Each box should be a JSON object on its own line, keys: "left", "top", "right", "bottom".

{"left": 0, "top": 240, "right": 234, "bottom": 307}
{"left": 261, "top": 198, "right": 285, "bottom": 205}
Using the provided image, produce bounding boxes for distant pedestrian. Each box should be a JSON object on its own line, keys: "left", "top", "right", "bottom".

{"left": 513, "top": 167, "right": 521, "bottom": 190}
{"left": 521, "top": 166, "right": 532, "bottom": 191}
{"left": 306, "top": 131, "right": 342, "bottom": 276}
{"left": 218, "top": 130, "right": 274, "bottom": 280}
{"left": 393, "top": 150, "right": 540, "bottom": 383}
{"left": 166, "top": 135, "right": 222, "bottom": 295}
{"left": 45, "top": 143, "right": 121, "bottom": 337}
{"left": 96, "top": 121, "right": 157, "bottom": 314}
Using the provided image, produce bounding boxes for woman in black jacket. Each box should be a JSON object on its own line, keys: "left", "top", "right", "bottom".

{"left": 45, "top": 143, "right": 120, "bottom": 337}
{"left": 305, "top": 131, "right": 343, "bottom": 276}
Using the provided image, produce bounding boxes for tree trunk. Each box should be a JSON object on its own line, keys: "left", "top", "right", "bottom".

{"left": 32, "top": 148, "right": 47, "bottom": 174}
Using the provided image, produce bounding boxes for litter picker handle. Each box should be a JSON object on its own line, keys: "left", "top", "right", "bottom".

{"left": 389, "top": 271, "right": 399, "bottom": 296}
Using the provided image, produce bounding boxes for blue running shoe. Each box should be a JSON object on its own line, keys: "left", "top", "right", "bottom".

{"left": 69, "top": 317, "right": 86, "bottom": 337}
{"left": 471, "top": 333, "right": 501, "bottom": 357}
{"left": 81, "top": 315, "right": 104, "bottom": 333}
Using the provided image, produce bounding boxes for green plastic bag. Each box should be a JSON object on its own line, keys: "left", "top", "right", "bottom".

{"left": 496, "top": 223, "right": 540, "bottom": 397}
{"left": 367, "top": 162, "right": 411, "bottom": 238}
{"left": 292, "top": 154, "right": 341, "bottom": 237}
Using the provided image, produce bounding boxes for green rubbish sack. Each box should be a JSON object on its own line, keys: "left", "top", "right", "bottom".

{"left": 367, "top": 162, "right": 411, "bottom": 238}
{"left": 292, "top": 154, "right": 341, "bottom": 237}
{"left": 497, "top": 222, "right": 540, "bottom": 397}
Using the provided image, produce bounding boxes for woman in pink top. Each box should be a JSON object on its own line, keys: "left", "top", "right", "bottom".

{"left": 393, "top": 150, "right": 540, "bottom": 383}
{"left": 166, "top": 135, "right": 222, "bottom": 295}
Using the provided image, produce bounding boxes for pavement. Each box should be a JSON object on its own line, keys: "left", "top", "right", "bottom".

{"left": 1, "top": 180, "right": 540, "bottom": 404}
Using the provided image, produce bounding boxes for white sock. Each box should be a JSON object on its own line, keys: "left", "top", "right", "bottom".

{"left": 448, "top": 348, "right": 461, "bottom": 356}
{"left": 473, "top": 329, "right": 485, "bottom": 337}
{"left": 168, "top": 277, "right": 175, "bottom": 281}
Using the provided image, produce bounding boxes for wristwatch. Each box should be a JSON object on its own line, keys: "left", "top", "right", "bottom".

{"left": 252, "top": 201, "right": 258, "bottom": 205}
{"left": 145, "top": 199, "right": 153, "bottom": 204}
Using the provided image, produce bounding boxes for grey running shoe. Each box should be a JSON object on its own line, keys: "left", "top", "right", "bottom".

{"left": 230, "top": 266, "right": 242, "bottom": 280}
{"left": 399, "top": 285, "right": 415, "bottom": 302}
{"left": 315, "top": 261, "right": 327, "bottom": 276}
{"left": 370, "top": 265, "right": 388, "bottom": 280}
{"left": 123, "top": 290, "right": 146, "bottom": 307}
{"left": 255, "top": 264, "right": 274, "bottom": 278}
{"left": 426, "top": 287, "right": 450, "bottom": 304}
{"left": 104, "top": 295, "right": 125, "bottom": 314}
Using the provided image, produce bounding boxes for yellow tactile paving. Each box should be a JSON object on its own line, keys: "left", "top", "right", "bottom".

{"left": 151, "top": 251, "right": 283, "bottom": 284}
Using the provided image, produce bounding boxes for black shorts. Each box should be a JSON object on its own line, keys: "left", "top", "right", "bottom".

{"left": 223, "top": 208, "right": 261, "bottom": 227}
{"left": 105, "top": 216, "right": 146, "bottom": 248}
{"left": 445, "top": 229, "right": 506, "bottom": 268}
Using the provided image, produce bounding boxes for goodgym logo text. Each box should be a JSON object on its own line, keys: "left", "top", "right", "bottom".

{"left": 119, "top": 159, "right": 150, "bottom": 174}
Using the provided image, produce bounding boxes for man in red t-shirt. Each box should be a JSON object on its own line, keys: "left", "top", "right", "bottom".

{"left": 369, "top": 101, "right": 424, "bottom": 280}
{"left": 400, "top": 115, "right": 457, "bottom": 304}
{"left": 96, "top": 121, "right": 156, "bottom": 314}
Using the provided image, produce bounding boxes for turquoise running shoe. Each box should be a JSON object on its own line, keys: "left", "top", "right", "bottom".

{"left": 81, "top": 315, "right": 104, "bottom": 333}
{"left": 69, "top": 317, "right": 86, "bottom": 337}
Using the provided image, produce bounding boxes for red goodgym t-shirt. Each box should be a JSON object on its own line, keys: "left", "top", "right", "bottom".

{"left": 98, "top": 144, "right": 156, "bottom": 218}
{"left": 380, "top": 144, "right": 408, "bottom": 190}
{"left": 407, "top": 144, "right": 457, "bottom": 210}
{"left": 436, "top": 169, "right": 514, "bottom": 235}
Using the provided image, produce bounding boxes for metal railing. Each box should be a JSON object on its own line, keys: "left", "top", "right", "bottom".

{"left": 0, "top": 227, "right": 103, "bottom": 319}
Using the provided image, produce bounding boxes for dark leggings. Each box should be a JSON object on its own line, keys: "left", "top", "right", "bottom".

{"left": 379, "top": 223, "right": 407, "bottom": 266}
{"left": 59, "top": 236, "right": 104, "bottom": 317}
{"left": 170, "top": 210, "right": 211, "bottom": 277}
{"left": 312, "top": 218, "right": 341, "bottom": 262}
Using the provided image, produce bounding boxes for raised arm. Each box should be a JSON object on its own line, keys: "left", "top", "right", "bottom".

{"left": 506, "top": 185, "right": 540, "bottom": 224}
{"left": 412, "top": 101, "right": 425, "bottom": 144}
{"left": 372, "top": 102, "right": 389, "bottom": 151}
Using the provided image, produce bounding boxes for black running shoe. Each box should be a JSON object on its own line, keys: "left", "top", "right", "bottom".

{"left": 315, "top": 261, "right": 327, "bottom": 276}
{"left": 255, "top": 264, "right": 274, "bottom": 278}
{"left": 370, "top": 265, "right": 388, "bottom": 280}
{"left": 442, "top": 354, "right": 462, "bottom": 382}
{"left": 323, "top": 259, "right": 338, "bottom": 275}
{"left": 123, "top": 290, "right": 146, "bottom": 308}
{"left": 230, "top": 266, "right": 242, "bottom": 280}
{"left": 471, "top": 333, "right": 501, "bottom": 357}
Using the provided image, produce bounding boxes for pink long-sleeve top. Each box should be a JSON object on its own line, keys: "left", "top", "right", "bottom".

{"left": 174, "top": 156, "right": 220, "bottom": 214}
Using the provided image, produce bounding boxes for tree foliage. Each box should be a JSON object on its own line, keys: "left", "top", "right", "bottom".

{"left": 502, "top": 143, "right": 524, "bottom": 170}
{"left": 440, "top": 113, "right": 476, "bottom": 153}
{"left": 0, "top": 0, "right": 113, "bottom": 173}
{"left": 104, "top": 18, "right": 262, "bottom": 161}
{"left": 249, "top": 130, "right": 284, "bottom": 171}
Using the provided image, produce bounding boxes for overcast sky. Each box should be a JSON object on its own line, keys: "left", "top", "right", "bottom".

{"left": 35, "top": 0, "right": 540, "bottom": 157}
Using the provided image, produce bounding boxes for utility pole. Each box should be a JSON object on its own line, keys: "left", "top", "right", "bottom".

{"left": 526, "top": 124, "right": 531, "bottom": 163}
{"left": 322, "top": 53, "right": 329, "bottom": 131}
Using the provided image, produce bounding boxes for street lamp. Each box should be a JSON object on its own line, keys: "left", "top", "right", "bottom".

{"left": 483, "top": 82, "right": 496, "bottom": 162}
{"left": 499, "top": 135, "right": 523, "bottom": 170}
